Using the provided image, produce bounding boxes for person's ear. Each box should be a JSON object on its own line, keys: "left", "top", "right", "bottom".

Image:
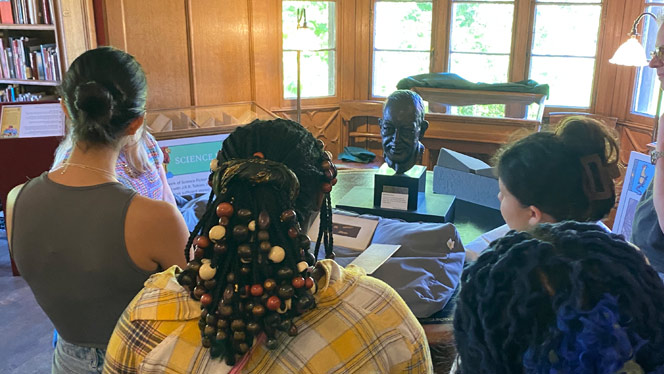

{"left": 125, "top": 115, "right": 145, "bottom": 136}
{"left": 60, "top": 100, "right": 70, "bottom": 120}
{"left": 527, "top": 205, "right": 544, "bottom": 227}
{"left": 419, "top": 119, "right": 429, "bottom": 138}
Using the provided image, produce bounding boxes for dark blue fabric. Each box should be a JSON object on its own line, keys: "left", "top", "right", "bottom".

{"left": 329, "top": 210, "right": 465, "bottom": 318}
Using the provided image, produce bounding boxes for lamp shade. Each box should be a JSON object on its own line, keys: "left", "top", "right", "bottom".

{"left": 609, "top": 36, "right": 649, "bottom": 66}
{"left": 293, "top": 25, "right": 319, "bottom": 52}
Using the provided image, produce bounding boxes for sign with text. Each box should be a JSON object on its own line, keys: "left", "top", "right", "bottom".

{"left": 0, "top": 103, "right": 64, "bottom": 138}
{"left": 157, "top": 134, "right": 228, "bottom": 196}
{"left": 613, "top": 151, "right": 654, "bottom": 239}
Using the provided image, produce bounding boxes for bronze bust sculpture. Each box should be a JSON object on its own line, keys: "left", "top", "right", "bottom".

{"left": 380, "top": 90, "right": 429, "bottom": 174}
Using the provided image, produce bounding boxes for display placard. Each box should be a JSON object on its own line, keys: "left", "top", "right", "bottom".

{"left": 157, "top": 134, "right": 228, "bottom": 196}
{"left": 0, "top": 103, "right": 64, "bottom": 138}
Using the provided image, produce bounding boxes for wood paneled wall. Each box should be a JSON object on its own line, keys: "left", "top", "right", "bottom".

{"left": 98, "top": 0, "right": 659, "bottom": 159}
{"left": 102, "top": 0, "right": 253, "bottom": 110}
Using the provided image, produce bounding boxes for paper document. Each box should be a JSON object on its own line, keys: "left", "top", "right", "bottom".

{"left": 308, "top": 214, "right": 379, "bottom": 251}
{"left": 348, "top": 244, "right": 400, "bottom": 274}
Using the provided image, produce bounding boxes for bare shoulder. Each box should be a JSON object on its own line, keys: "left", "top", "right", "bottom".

{"left": 127, "top": 195, "right": 188, "bottom": 235}
{"left": 5, "top": 183, "right": 25, "bottom": 244}
{"left": 126, "top": 195, "right": 189, "bottom": 269}
{"left": 7, "top": 183, "right": 24, "bottom": 204}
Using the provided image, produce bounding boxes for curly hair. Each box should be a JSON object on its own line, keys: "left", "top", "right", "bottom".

{"left": 454, "top": 221, "right": 664, "bottom": 374}
{"left": 177, "top": 119, "right": 335, "bottom": 364}
{"left": 494, "top": 116, "right": 620, "bottom": 222}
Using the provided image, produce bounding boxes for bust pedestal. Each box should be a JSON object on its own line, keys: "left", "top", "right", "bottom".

{"left": 336, "top": 164, "right": 455, "bottom": 223}
{"left": 374, "top": 163, "right": 425, "bottom": 211}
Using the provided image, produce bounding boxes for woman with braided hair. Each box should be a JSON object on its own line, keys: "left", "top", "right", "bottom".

{"left": 453, "top": 221, "right": 664, "bottom": 374}
{"left": 104, "top": 119, "right": 433, "bottom": 374}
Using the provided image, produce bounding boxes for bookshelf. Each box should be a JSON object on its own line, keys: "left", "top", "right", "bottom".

{"left": 0, "top": 0, "right": 64, "bottom": 103}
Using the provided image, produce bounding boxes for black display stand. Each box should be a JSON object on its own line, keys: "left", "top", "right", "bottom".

{"left": 374, "top": 163, "right": 426, "bottom": 211}
{"left": 337, "top": 186, "right": 455, "bottom": 223}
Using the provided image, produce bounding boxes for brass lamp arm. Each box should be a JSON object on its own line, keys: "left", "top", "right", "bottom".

{"left": 630, "top": 12, "right": 657, "bottom": 37}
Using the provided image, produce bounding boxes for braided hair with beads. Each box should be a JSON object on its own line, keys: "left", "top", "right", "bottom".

{"left": 176, "top": 119, "right": 336, "bottom": 365}
{"left": 453, "top": 221, "right": 664, "bottom": 374}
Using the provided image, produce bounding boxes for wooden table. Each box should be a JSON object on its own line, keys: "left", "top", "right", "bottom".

{"left": 332, "top": 168, "right": 504, "bottom": 373}
{"left": 332, "top": 168, "right": 504, "bottom": 245}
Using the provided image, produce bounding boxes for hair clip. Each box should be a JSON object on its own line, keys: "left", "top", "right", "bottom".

{"left": 580, "top": 154, "right": 613, "bottom": 201}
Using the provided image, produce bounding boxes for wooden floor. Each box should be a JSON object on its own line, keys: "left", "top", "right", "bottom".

{"left": 0, "top": 228, "right": 54, "bottom": 374}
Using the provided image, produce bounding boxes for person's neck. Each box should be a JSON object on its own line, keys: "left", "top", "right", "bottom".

{"left": 67, "top": 142, "right": 119, "bottom": 172}
{"left": 50, "top": 142, "right": 121, "bottom": 185}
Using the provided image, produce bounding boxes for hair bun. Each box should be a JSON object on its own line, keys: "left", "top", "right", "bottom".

{"left": 74, "top": 81, "right": 113, "bottom": 121}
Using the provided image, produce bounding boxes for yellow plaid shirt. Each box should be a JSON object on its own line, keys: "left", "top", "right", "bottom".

{"left": 103, "top": 260, "right": 433, "bottom": 374}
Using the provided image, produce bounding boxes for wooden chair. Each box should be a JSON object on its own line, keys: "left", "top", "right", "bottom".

{"left": 339, "top": 100, "right": 384, "bottom": 150}
{"left": 338, "top": 100, "right": 385, "bottom": 169}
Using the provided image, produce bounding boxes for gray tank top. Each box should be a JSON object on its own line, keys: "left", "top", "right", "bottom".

{"left": 11, "top": 172, "right": 153, "bottom": 349}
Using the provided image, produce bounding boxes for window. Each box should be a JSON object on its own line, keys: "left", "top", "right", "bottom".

{"left": 282, "top": 1, "right": 336, "bottom": 99}
{"left": 372, "top": 0, "right": 432, "bottom": 97}
{"left": 529, "top": 0, "right": 602, "bottom": 107}
{"left": 448, "top": 0, "right": 514, "bottom": 116}
{"left": 448, "top": 0, "right": 514, "bottom": 84}
{"left": 632, "top": 2, "right": 663, "bottom": 116}
{"left": 369, "top": 0, "right": 604, "bottom": 111}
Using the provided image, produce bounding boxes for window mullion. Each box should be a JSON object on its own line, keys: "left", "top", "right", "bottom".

{"left": 509, "top": 0, "right": 534, "bottom": 83}
{"left": 430, "top": 0, "right": 450, "bottom": 73}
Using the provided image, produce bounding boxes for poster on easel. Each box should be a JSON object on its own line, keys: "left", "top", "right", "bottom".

{"left": 0, "top": 103, "right": 64, "bottom": 139}
{"left": 157, "top": 134, "right": 229, "bottom": 196}
{"left": 613, "top": 151, "right": 655, "bottom": 239}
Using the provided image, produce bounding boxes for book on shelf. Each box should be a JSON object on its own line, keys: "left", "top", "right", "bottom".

{"left": 8, "top": 0, "right": 51, "bottom": 25}
{"left": 0, "top": 35, "right": 59, "bottom": 82}
{"left": 0, "top": 0, "right": 14, "bottom": 24}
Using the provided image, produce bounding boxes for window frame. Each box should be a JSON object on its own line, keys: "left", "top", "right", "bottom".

{"left": 369, "top": 0, "right": 606, "bottom": 114}
{"left": 279, "top": 0, "right": 340, "bottom": 107}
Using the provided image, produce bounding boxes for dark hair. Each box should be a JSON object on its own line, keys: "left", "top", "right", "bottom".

{"left": 59, "top": 46, "right": 147, "bottom": 146}
{"left": 177, "top": 119, "right": 335, "bottom": 364}
{"left": 494, "top": 116, "right": 620, "bottom": 222}
{"left": 384, "top": 89, "right": 425, "bottom": 122}
{"left": 454, "top": 221, "right": 664, "bottom": 374}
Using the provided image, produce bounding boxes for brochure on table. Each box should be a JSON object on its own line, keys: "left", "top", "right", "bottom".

{"left": 0, "top": 103, "right": 64, "bottom": 139}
